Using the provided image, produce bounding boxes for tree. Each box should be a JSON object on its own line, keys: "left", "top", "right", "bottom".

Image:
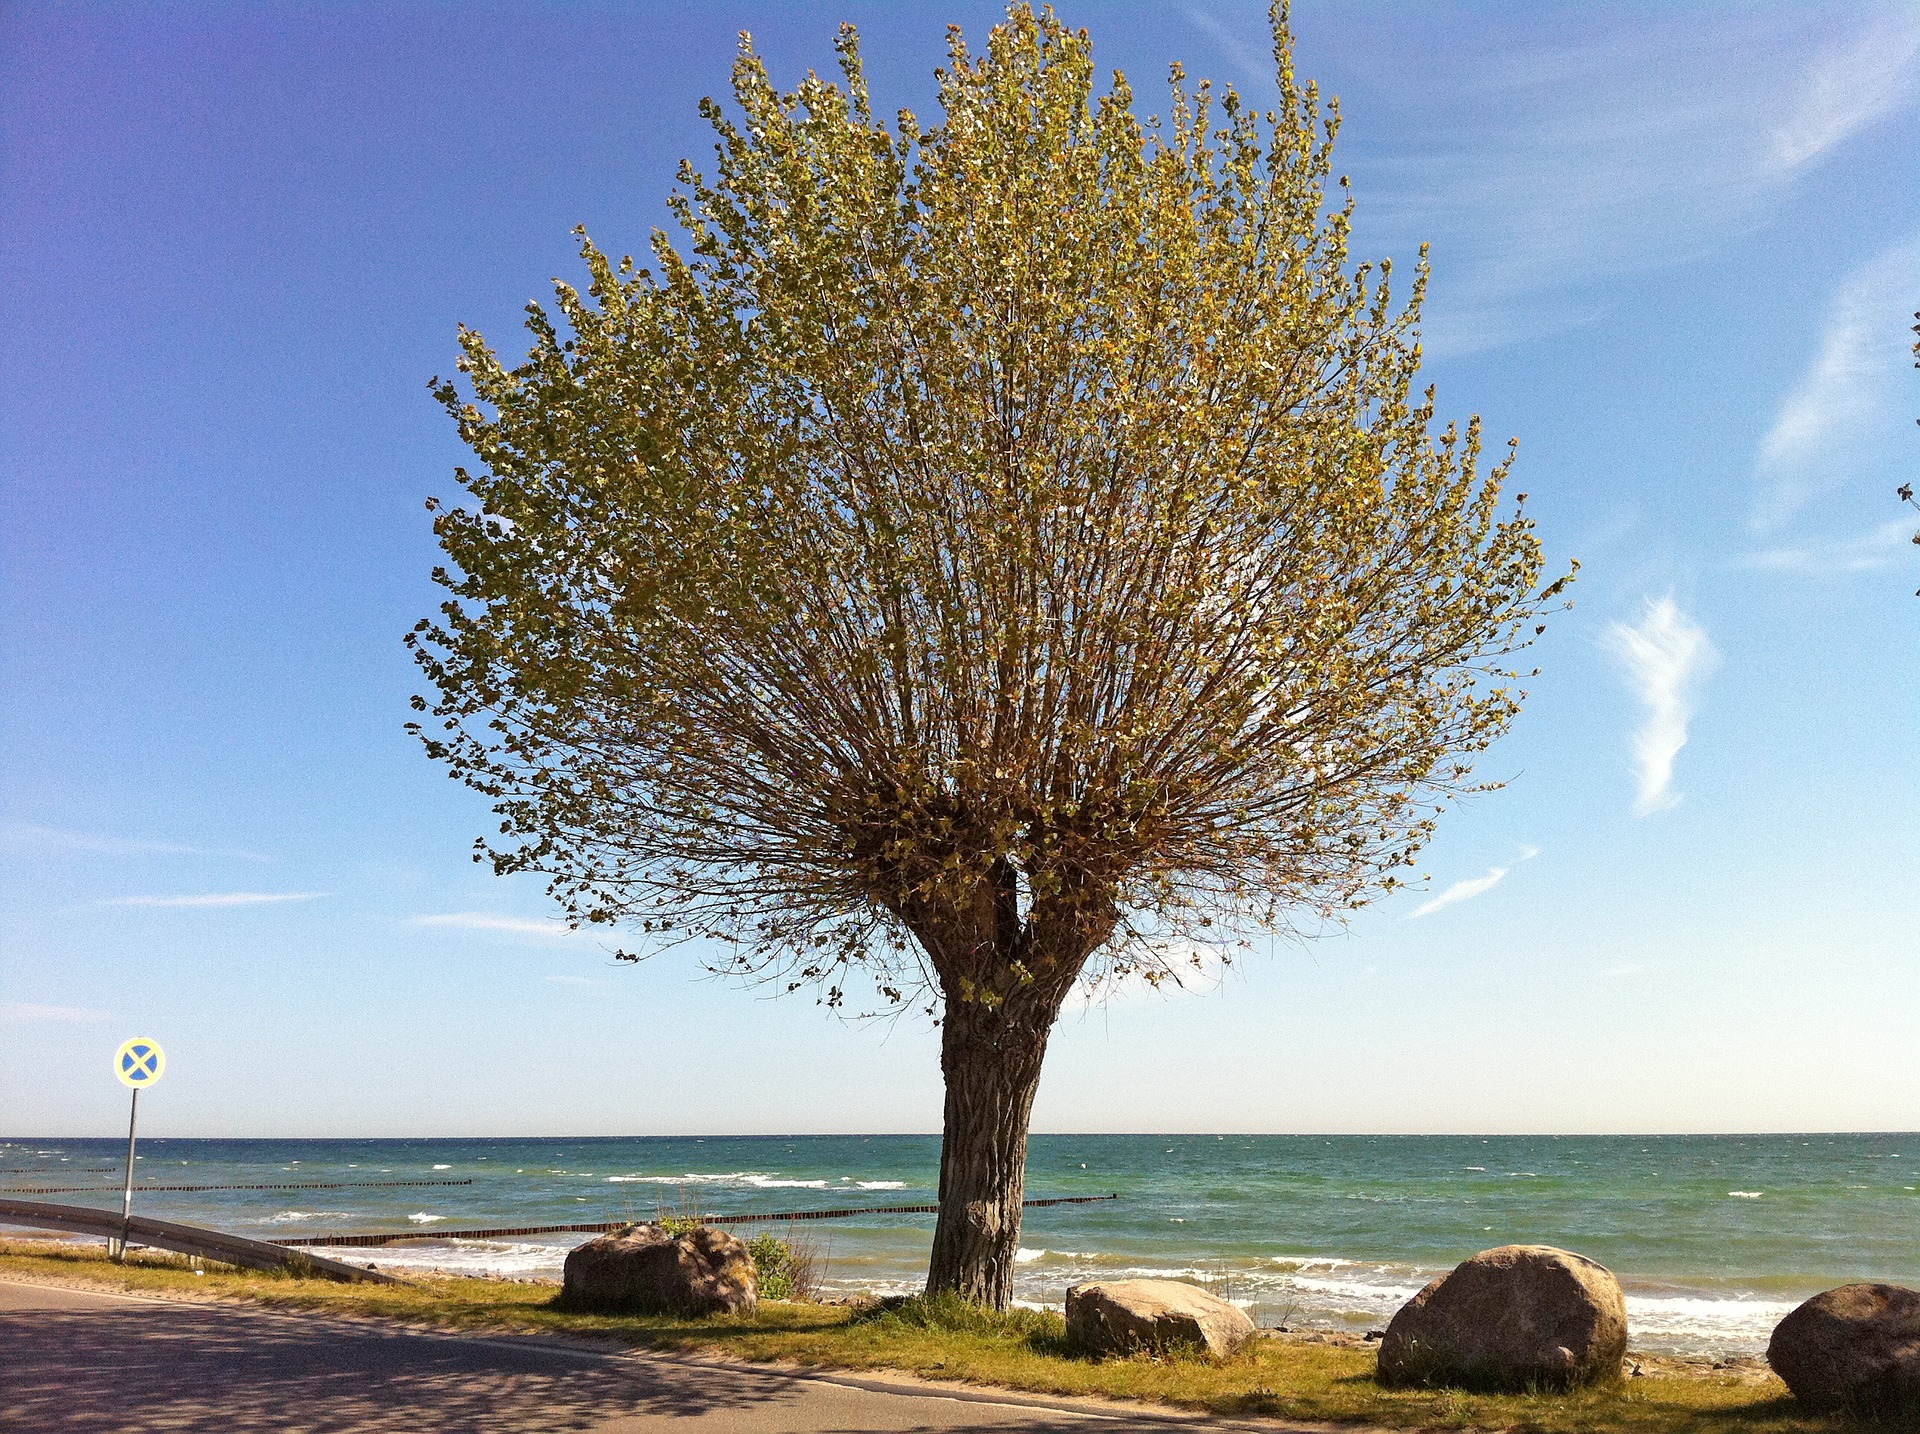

{"left": 409, "top": 4, "right": 1571, "bottom": 1308}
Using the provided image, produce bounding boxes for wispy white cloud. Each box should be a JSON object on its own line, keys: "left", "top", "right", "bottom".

{"left": 1413, "top": 867, "right": 1509, "bottom": 918}
{"left": 0, "top": 823, "right": 267, "bottom": 861}
{"left": 105, "top": 892, "right": 321, "bottom": 908}
{"left": 1754, "top": 237, "right": 1920, "bottom": 531}
{"left": 1604, "top": 598, "right": 1716, "bottom": 817}
{"left": 1410, "top": 846, "right": 1540, "bottom": 919}
{"left": 1180, "top": 4, "right": 1272, "bottom": 90}
{"left": 1770, "top": 16, "right": 1920, "bottom": 173}
{"left": 1740, "top": 520, "right": 1917, "bottom": 574}
{"left": 410, "top": 912, "right": 587, "bottom": 939}
{"left": 1075, "top": 935, "right": 1236, "bottom": 1006}
{"left": 0, "top": 1003, "right": 111, "bottom": 1023}
{"left": 1183, "top": 5, "right": 1920, "bottom": 352}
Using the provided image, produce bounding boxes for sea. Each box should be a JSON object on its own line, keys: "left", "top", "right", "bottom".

{"left": 4, "top": 1133, "right": 1914, "bottom": 1357}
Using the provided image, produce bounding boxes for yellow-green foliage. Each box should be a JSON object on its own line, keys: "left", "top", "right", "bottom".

{"left": 409, "top": 2, "right": 1572, "bottom": 1005}
{"left": 744, "top": 1231, "right": 797, "bottom": 1301}
{"left": 3, "top": 1243, "right": 1901, "bottom": 1433}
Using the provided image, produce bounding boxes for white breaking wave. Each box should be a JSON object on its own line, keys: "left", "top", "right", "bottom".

{"left": 260, "top": 1211, "right": 351, "bottom": 1224}
{"left": 408, "top": 1213, "right": 446, "bottom": 1224}
{"left": 855, "top": 1181, "right": 907, "bottom": 1190}
{"left": 300, "top": 1238, "right": 572, "bottom": 1279}
{"left": 1728, "top": 1191, "right": 1764, "bottom": 1198}
{"left": 602, "top": 1171, "right": 834, "bottom": 1189}
{"left": 1625, "top": 1293, "right": 1797, "bottom": 1352}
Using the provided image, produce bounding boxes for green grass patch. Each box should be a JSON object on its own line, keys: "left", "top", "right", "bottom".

{"left": 0, "top": 1240, "right": 1901, "bottom": 1432}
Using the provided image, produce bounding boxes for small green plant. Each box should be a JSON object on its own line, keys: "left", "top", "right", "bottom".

{"left": 747, "top": 1233, "right": 795, "bottom": 1300}
{"left": 746, "top": 1227, "right": 824, "bottom": 1302}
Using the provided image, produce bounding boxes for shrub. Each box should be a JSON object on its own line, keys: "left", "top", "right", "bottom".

{"left": 745, "top": 1229, "right": 823, "bottom": 1302}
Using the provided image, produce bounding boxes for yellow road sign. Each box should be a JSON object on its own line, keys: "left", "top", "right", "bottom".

{"left": 115, "top": 1038, "right": 165, "bottom": 1089}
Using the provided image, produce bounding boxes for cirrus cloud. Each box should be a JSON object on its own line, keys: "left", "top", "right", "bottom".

{"left": 104, "top": 892, "right": 321, "bottom": 908}
{"left": 1412, "top": 866, "right": 1510, "bottom": 919}
{"left": 1604, "top": 598, "right": 1717, "bottom": 816}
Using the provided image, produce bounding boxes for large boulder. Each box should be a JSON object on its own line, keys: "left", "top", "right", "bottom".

{"left": 1065, "top": 1279, "right": 1255, "bottom": 1359}
{"left": 1767, "top": 1284, "right": 1920, "bottom": 1411}
{"left": 561, "top": 1224, "right": 757, "bottom": 1316}
{"left": 1377, "top": 1245, "right": 1628, "bottom": 1391}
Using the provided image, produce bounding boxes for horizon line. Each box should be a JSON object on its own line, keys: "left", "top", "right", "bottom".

{"left": 7, "top": 1129, "right": 1915, "bottom": 1142}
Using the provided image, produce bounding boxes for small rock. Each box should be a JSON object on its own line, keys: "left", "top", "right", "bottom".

{"left": 561, "top": 1223, "right": 757, "bottom": 1317}
{"left": 1767, "top": 1283, "right": 1920, "bottom": 1412}
{"left": 1377, "top": 1244, "right": 1628, "bottom": 1391}
{"left": 1065, "top": 1279, "right": 1255, "bottom": 1359}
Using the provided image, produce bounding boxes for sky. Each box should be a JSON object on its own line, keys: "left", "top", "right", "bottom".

{"left": 2, "top": 1, "right": 1915, "bottom": 1140}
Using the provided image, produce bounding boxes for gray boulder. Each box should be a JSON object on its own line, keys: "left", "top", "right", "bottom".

{"left": 562, "top": 1224, "right": 757, "bottom": 1316}
{"left": 1767, "top": 1284, "right": 1920, "bottom": 1411}
{"left": 1377, "top": 1244, "right": 1628, "bottom": 1390}
{"left": 1065, "top": 1279, "right": 1255, "bottom": 1359}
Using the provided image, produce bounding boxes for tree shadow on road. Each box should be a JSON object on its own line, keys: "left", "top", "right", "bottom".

{"left": 0, "top": 1302, "right": 800, "bottom": 1432}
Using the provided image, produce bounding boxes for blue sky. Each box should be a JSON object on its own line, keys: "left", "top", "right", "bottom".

{"left": 3, "top": 2, "right": 1915, "bottom": 1139}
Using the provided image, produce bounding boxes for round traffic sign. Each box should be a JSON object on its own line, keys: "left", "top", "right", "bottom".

{"left": 115, "top": 1038, "right": 166, "bottom": 1089}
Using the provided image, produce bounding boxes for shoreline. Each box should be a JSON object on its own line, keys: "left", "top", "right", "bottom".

{"left": 6, "top": 1238, "right": 1859, "bottom": 1434}
{"left": 9, "top": 1230, "right": 1802, "bottom": 1373}
{"left": 0, "top": 1238, "right": 1788, "bottom": 1382}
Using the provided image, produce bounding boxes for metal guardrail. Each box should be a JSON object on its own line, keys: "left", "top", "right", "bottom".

{"left": 0, "top": 1197, "right": 403, "bottom": 1284}
{"left": 274, "top": 1193, "right": 1122, "bottom": 1248}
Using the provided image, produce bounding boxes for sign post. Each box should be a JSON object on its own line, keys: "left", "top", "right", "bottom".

{"left": 112, "top": 1038, "right": 165, "bottom": 1261}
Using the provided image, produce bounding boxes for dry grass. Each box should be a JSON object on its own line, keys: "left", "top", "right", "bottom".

{"left": 0, "top": 1239, "right": 1902, "bottom": 1432}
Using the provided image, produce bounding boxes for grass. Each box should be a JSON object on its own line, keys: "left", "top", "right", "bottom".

{"left": 0, "top": 1239, "right": 1902, "bottom": 1433}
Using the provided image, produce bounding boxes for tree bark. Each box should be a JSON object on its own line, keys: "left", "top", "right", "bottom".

{"left": 924, "top": 985, "right": 1060, "bottom": 1307}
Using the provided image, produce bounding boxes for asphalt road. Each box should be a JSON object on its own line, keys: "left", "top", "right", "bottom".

{"left": 0, "top": 1280, "right": 1282, "bottom": 1433}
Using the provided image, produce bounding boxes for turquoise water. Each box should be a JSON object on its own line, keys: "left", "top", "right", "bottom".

{"left": 4, "top": 1133, "right": 1914, "bottom": 1354}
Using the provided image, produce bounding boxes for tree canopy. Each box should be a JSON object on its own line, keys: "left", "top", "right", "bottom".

{"left": 410, "top": 3, "right": 1570, "bottom": 1304}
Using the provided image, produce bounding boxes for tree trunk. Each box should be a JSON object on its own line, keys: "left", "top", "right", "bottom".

{"left": 924, "top": 988, "right": 1058, "bottom": 1308}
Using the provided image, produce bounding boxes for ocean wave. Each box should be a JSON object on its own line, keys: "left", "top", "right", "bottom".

{"left": 408, "top": 1213, "right": 446, "bottom": 1224}
{"left": 601, "top": 1171, "right": 829, "bottom": 1188}
{"left": 259, "top": 1211, "right": 352, "bottom": 1224}
{"left": 302, "top": 1238, "right": 572, "bottom": 1279}
{"left": 855, "top": 1181, "right": 907, "bottom": 1190}
{"left": 1625, "top": 1294, "right": 1797, "bottom": 1354}
{"left": 1728, "top": 1191, "right": 1763, "bottom": 1199}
